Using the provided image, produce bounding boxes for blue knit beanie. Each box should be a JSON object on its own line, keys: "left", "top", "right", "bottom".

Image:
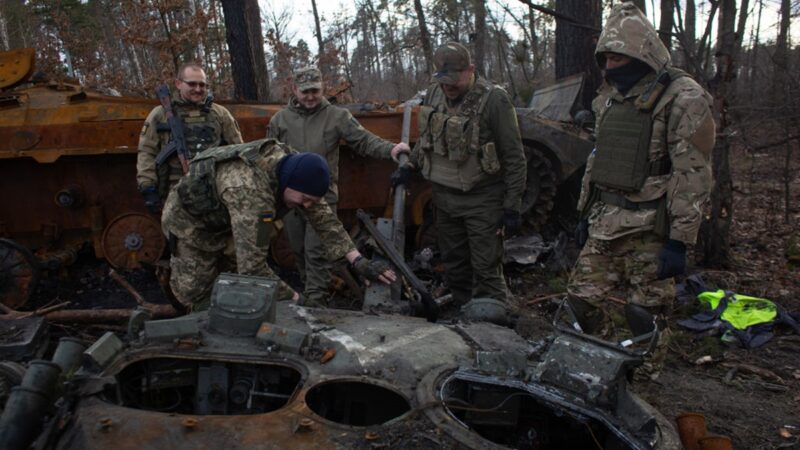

{"left": 277, "top": 153, "right": 330, "bottom": 197}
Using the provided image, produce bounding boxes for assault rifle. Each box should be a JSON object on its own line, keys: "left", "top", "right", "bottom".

{"left": 154, "top": 85, "right": 190, "bottom": 174}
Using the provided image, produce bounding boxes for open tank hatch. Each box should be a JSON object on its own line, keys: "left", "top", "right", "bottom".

{"left": 441, "top": 377, "right": 641, "bottom": 450}
{"left": 109, "top": 357, "right": 302, "bottom": 415}
{"left": 305, "top": 380, "right": 411, "bottom": 426}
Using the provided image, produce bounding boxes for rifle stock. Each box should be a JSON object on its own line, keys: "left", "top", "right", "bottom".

{"left": 155, "top": 85, "right": 190, "bottom": 174}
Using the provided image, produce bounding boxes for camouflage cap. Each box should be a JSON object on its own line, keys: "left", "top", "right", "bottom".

{"left": 433, "top": 42, "right": 472, "bottom": 85}
{"left": 293, "top": 66, "right": 323, "bottom": 91}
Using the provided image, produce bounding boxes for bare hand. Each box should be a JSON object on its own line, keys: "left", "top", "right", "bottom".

{"left": 390, "top": 142, "right": 411, "bottom": 161}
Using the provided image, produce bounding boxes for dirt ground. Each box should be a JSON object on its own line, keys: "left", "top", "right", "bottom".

{"left": 17, "top": 141, "right": 800, "bottom": 449}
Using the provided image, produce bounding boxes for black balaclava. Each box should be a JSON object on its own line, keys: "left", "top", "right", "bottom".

{"left": 604, "top": 58, "right": 653, "bottom": 94}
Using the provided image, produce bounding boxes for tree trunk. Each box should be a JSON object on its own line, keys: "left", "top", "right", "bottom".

{"left": 630, "top": 0, "right": 646, "bottom": 14}
{"left": 310, "top": 0, "right": 324, "bottom": 63}
{"left": 699, "top": 0, "right": 736, "bottom": 268}
{"left": 245, "top": 0, "right": 269, "bottom": 101}
{"left": 658, "top": 0, "right": 673, "bottom": 51}
{"left": 220, "top": 0, "right": 269, "bottom": 101}
{"left": 555, "top": 0, "right": 601, "bottom": 111}
{"left": 413, "top": 0, "right": 434, "bottom": 77}
{"left": 472, "top": 0, "right": 487, "bottom": 77}
{"left": 774, "top": 0, "right": 792, "bottom": 222}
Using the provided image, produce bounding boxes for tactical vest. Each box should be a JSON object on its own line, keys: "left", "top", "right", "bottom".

{"left": 177, "top": 139, "right": 284, "bottom": 231}
{"left": 417, "top": 78, "right": 501, "bottom": 191}
{"left": 590, "top": 68, "right": 688, "bottom": 191}
{"left": 175, "top": 102, "right": 224, "bottom": 158}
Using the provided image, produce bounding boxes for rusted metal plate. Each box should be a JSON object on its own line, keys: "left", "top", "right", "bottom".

{"left": 101, "top": 213, "right": 165, "bottom": 270}
{"left": 0, "top": 82, "right": 423, "bottom": 262}
{"left": 0, "top": 48, "right": 34, "bottom": 89}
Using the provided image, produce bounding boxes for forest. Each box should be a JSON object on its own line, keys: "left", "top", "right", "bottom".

{"left": 1, "top": 1, "right": 799, "bottom": 448}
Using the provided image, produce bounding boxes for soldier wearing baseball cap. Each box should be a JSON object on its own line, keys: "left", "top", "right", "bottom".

{"left": 407, "top": 41, "right": 527, "bottom": 310}
{"left": 267, "top": 66, "right": 410, "bottom": 306}
{"left": 293, "top": 66, "right": 323, "bottom": 91}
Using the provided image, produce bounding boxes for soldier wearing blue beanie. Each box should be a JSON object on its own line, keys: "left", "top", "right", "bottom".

{"left": 277, "top": 153, "right": 331, "bottom": 198}
{"left": 162, "top": 138, "right": 397, "bottom": 310}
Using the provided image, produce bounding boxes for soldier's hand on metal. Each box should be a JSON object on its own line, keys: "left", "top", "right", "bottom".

{"left": 291, "top": 291, "right": 300, "bottom": 302}
{"left": 498, "top": 209, "right": 522, "bottom": 237}
{"left": 574, "top": 219, "right": 589, "bottom": 248}
{"left": 352, "top": 255, "right": 397, "bottom": 285}
{"left": 391, "top": 165, "right": 414, "bottom": 188}
{"left": 140, "top": 186, "right": 162, "bottom": 214}
{"left": 656, "top": 239, "right": 687, "bottom": 280}
{"left": 390, "top": 142, "right": 411, "bottom": 162}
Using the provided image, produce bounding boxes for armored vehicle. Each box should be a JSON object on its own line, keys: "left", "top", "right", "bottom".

{"left": 0, "top": 48, "right": 593, "bottom": 308}
{"left": 0, "top": 273, "right": 678, "bottom": 450}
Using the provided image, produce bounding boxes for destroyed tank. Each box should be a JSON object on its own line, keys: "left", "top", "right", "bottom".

{"left": 0, "top": 48, "right": 593, "bottom": 308}
{"left": 0, "top": 273, "right": 679, "bottom": 450}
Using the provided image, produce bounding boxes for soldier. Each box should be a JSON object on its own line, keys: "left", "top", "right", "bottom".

{"left": 267, "top": 66, "right": 410, "bottom": 306}
{"left": 567, "top": 2, "right": 714, "bottom": 377}
{"left": 406, "top": 42, "right": 527, "bottom": 308}
{"left": 161, "top": 138, "right": 396, "bottom": 311}
{"left": 137, "top": 63, "right": 243, "bottom": 213}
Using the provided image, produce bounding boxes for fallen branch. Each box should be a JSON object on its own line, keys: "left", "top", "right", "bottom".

{"left": 526, "top": 293, "right": 565, "bottom": 305}
{"left": 108, "top": 269, "right": 145, "bottom": 306}
{"left": 41, "top": 304, "right": 178, "bottom": 323}
{"left": 721, "top": 362, "right": 784, "bottom": 383}
{"left": 20, "top": 301, "right": 72, "bottom": 318}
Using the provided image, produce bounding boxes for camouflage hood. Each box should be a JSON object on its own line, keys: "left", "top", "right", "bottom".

{"left": 595, "top": 2, "right": 670, "bottom": 72}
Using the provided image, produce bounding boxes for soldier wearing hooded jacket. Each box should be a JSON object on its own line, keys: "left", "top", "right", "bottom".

{"left": 567, "top": 2, "right": 714, "bottom": 374}
{"left": 266, "top": 67, "right": 409, "bottom": 306}
{"left": 161, "top": 138, "right": 395, "bottom": 311}
{"left": 137, "top": 63, "right": 243, "bottom": 212}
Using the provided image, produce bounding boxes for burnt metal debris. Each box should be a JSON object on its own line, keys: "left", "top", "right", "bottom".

{"left": 0, "top": 275, "right": 678, "bottom": 449}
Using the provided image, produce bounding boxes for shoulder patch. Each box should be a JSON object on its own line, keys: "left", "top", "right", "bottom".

{"left": 140, "top": 122, "right": 150, "bottom": 136}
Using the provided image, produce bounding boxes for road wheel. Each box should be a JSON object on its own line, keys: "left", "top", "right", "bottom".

{"left": 520, "top": 145, "right": 558, "bottom": 229}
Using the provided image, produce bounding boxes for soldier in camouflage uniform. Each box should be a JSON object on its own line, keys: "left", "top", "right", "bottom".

{"left": 137, "top": 63, "right": 243, "bottom": 212}
{"left": 567, "top": 3, "right": 715, "bottom": 376}
{"left": 267, "top": 66, "right": 410, "bottom": 305}
{"left": 408, "top": 42, "right": 527, "bottom": 306}
{"left": 161, "top": 138, "right": 396, "bottom": 310}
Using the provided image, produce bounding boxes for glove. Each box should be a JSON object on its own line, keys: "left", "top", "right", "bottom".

{"left": 574, "top": 219, "right": 589, "bottom": 248}
{"left": 656, "top": 239, "right": 687, "bottom": 280}
{"left": 500, "top": 209, "right": 522, "bottom": 236}
{"left": 351, "top": 255, "right": 392, "bottom": 282}
{"left": 391, "top": 165, "right": 413, "bottom": 188}
{"left": 140, "top": 186, "right": 162, "bottom": 214}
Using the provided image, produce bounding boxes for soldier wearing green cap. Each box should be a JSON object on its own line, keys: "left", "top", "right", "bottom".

{"left": 161, "top": 138, "right": 396, "bottom": 311}
{"left": 267, "top": 66, "right": 410, "bottom": 306}
{"left": 408, "top": 42, "right": 527, "bottom": 307}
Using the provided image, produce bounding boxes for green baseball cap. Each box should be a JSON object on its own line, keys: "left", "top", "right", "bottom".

{"left": 293, "top": 66, "right": 322, "bottom": 91}
{"left": 433, "top": 42, "right": 472, "bottom": 85}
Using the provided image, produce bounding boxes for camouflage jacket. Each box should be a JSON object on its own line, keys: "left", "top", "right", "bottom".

{"left": 577, "top": 2, "right": 714, "bottom": 244}
{"left": 161, "top": 139, "right": 356, "bottom": 296}
{"left": 410, "top": 78, "right": 527, "bottom": 211}
{"left": 266, "top": 97, "right": 394, "bottom": 203}
{"left": 136, "top": 94, "right": 243, "bottom": 190}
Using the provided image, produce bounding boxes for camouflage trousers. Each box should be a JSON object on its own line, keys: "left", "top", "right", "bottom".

{"left": 169, "top": 237, "right": 237, "bottom": 310}
{"left": 567, "top": 231, "right": 675, "bottom": 309}
{"left": 567, "top": 231, "right": 675, "bottom": 380}
{"left": 284, "top": 203, "right": 336, "bottom": 304}
{"left": 433, "top": 182, "right": 508, "bottom": 305}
